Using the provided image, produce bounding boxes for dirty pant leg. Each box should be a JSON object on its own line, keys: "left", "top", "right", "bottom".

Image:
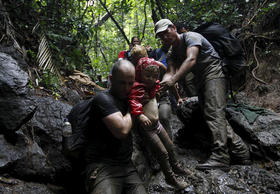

{"left": 140, "top": 128, "right": 173, "bottom": 178}
{"left": 198, "top": 78, "right": 229, "bottom": 161}
{"left": 159, "top": 103, "right": 173, "bottom": 139}
{"left": 90, "top": 176, "right": 146, "bottom": 194}
{"left": 157, "top": 126, "right": 179, "bottom": 164}
{"left": 90, "top": 178, "right": 122, "bottom": 194}
{"left": 226, "top": 121, "right": 249, "bottom": 158}
{"left": 88, "top": 164, "right": 146, "bottom": 194}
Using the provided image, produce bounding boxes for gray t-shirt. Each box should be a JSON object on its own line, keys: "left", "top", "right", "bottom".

{"left": 168, "top": 32, "right": 224, "bottom": 88}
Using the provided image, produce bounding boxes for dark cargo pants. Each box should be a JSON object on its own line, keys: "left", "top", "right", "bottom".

{"left": 85, "top": 162, "right": 147, "bottom": 194}
{"left": 197, "top": 78, "right": 249, "bottom": 163}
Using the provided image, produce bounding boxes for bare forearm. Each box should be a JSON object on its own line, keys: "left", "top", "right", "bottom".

{"left": 172, "top": 58, "right": 195, "bottom": 83}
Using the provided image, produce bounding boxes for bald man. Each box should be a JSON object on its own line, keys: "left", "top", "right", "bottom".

{"left": 84, "top": 60, "right": 147, "bottom": 194}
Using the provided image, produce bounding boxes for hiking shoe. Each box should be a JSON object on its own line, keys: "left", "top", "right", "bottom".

{"left": 196, "top": 158, "right": 229, "bottom": 171}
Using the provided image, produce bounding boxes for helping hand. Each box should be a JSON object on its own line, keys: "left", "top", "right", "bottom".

{"left": 159, "top": 77, "right": 175, "bottom": 92}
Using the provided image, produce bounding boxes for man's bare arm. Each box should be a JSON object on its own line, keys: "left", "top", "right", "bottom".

{"left": 171, "top": 46, "right": 199, "bottom": 84}
{"left": 102, "top": 111, "right": 132, "bottom": 139}
{"left": 160, "top": 46, "right": 199, "bottom": 91}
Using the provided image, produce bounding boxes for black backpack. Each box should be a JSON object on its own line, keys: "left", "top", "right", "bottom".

{"left": 63, "top": 97, "right": 94, "bottom": 160}
{"left": 194, "top": 22, "right": 247, "bottom": 76}
{"left": 194, "top": 22, "right": 248, "bottom": 98}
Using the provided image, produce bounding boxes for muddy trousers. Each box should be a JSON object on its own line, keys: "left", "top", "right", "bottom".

{"left": 198, "top": 78, "right": 249, "bottom": 163}
{"left": 159, "top": 103, "right": 172, "bottom": 140}
{"left": 85, "top": 163, "right": 147, "bottom": 194}
{"left": 139, "top": 125, "right": 179, "bottom": 180}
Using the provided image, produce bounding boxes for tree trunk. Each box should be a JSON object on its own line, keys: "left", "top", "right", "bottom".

{"left": 99, "top": 0, "right": 130, "bottom": 45}
{"left": 150, "top": 0, "right": 159, "bottom": 23}
{"left": 155, "top": 0, "right": 165, "bottom": 19}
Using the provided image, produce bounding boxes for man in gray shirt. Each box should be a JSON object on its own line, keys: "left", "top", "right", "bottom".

{"left": 155, "top": 19, "right": 250, "bottom": 170}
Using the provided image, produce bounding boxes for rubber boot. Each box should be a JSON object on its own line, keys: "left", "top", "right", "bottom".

{"left": 196, "top": 149, "right": 230, "bottom": 171}
{"left": 158, "top": 157, "right": 189, "bottom": 190}
{"left": 227, "top": 123, "right": 251, "bottom": 165}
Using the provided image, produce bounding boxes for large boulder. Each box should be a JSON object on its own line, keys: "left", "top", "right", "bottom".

{"left": 0, "top": 52, "right": 29, "bottom": 97}
{"left": 27, "top": 97, "right": 73, "bottom": 181}
{"left": 0, "top": 132, "right": 54, "bottom": 181}
{"left": 0, "top": 52, "right": 34, "bottom": 134}
{"left": 226, "top": 104, "right": 280, "bottom": 159}
{"left": 176, "top": 98, "right": 280, "bottom": 160}
{"left": 0, "top": 96, "right": 73, "bottom": 183}
{"left": 0, "top": 97, "right": 36, "bottom": 133}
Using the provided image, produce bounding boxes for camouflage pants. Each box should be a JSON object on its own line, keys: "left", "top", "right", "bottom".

{"left": 198, "top": 78, "right": 249, "bottom": 163}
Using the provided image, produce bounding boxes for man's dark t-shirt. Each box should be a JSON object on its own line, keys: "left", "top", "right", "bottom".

{"left": 84, "top": 90, "right": 132, "bottom": 165}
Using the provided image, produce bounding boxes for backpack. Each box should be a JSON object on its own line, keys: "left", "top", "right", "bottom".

{"left": 63, "top": 97, "right": 94, "bottom": 160}
{"left": 194, "top": 22, "right": 248, "bottom": 98}
{"left": 194, "top": 22, "right": 247, "bottom": 77}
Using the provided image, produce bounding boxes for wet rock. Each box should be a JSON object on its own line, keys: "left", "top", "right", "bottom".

{"left": 30, "top": 97, "right": 72, "bottom": 144}
{"left": 0, "top": 52, "right": 29, "bottom": 97}
{"left": 0, "top": 96, "right": 73, "bottom": 183}
{"left": 0, "top": 176, "right": 65, "bottom": 194}
{"left": 0, "top": 46, "right": 28, "bottom": 71}
{"left": 0, "top": 134, "right": 25, "bottom": 170}
{"left": 60, "top": 87, "right": 81, "bottom": 105}
{"left": 0, "top": 131, "right": 55, "bottom": 181}
{"left": 226, "top": 104, "right": 280, "bottom": 159}
{"left": 0, "top": 96, "right": 36, "bottom": 133}
{"left": 176, "top": 97, "right": 280, "bottom": 160}
{"left": 175, "top": 97, "right": 212, "bottom": 152}
{"left": 28, "top": 97, "right": 73, "bottom": 181}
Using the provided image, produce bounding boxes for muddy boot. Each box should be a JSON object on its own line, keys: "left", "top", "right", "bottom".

{"left": 196, "top": 150, "right": 230, "bottom": 171}
{"left": 227, "top": 121, "right": 251, "bottom": 165}
{"left": 170, "top": 161, "right": 192, "bottom": 176}
{"left": 165, "top": 174, "right": 189, "bottom": 190}
{"left": 230, "top": 150, "right": 251, "bottom": 165}
{"left": 159, "top": 158, "right": 189, "bottom": 189}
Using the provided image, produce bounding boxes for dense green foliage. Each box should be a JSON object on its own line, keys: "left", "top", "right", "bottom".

{"left": 1, "top": 0, "right": 279, "bottom": 90}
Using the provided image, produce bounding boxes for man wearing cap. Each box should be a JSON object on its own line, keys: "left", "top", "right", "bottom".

{"left": 155, "top": 19, "right": 250, "bottom": 170}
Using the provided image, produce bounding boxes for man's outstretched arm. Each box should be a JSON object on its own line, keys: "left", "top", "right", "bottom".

{"left": 160, "top": 46, "right": 199, "bottom": 91}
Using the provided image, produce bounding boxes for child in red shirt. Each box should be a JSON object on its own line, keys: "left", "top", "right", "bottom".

{"left": 129, "top": 45, "right": 189, "bottom": 189}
